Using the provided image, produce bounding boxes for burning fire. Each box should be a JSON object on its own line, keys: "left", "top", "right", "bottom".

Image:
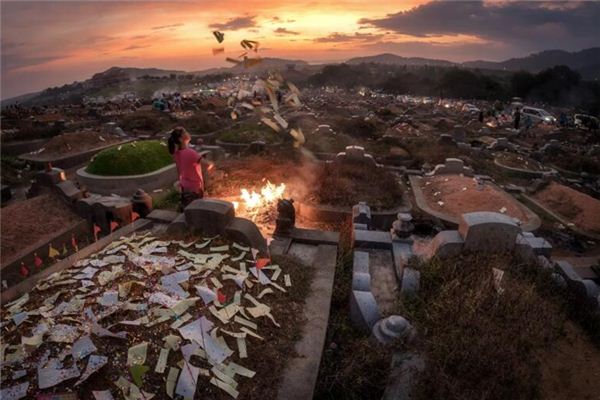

{"left": 234, "top": 181, "right": 286, "bottom": 215}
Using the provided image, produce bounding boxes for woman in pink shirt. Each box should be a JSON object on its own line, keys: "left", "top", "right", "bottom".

{"left": 168, "top": 127, "right": 205, "bottom": 210}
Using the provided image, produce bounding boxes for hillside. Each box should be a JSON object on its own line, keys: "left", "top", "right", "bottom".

{"left": 347, "top": 53, "right": 455, "bottom": 67}
{"left": 463, "top": 48, "right": 600, "bottom": 79}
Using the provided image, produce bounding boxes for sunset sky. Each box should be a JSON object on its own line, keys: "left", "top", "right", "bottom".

{"left": 2, "top": 1, "right": 599, "bottom": 99}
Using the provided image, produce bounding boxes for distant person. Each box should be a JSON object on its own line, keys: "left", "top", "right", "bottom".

{"left": 168, "top": 127, "right": 206, "bottom": 210}
{"left": 514, "top": 108, "right": 521, "bottom": 129}
{"left": 478, "top": 111, "right": 484, "bottom": 123}
{"left": 559, "top": 112, "right": 567, "bottom": 127}
{"left": 524, "top": 115, "right": 533, "bottom": 135}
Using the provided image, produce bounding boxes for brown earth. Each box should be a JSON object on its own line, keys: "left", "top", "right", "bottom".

{"left": 420, "top": 174, "right": 531, "bottom": 223}
{"left": 0, "top": 194, "right": 83, "bottom": 264}
{"left": 533, "top": 182, "right": 600, "bottom": 234}
{"left": 33, "top": 131, "right": 122, "bottom": 158}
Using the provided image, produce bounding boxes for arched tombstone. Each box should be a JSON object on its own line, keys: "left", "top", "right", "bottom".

{"left": 458, "top": 211, "right": 521, "bottom": 253}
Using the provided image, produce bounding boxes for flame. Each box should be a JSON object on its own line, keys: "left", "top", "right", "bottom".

{"left": 239, "top": 181, "right": 286, "bottom": 212}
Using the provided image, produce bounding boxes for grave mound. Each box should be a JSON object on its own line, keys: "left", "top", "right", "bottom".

{"left": 86, "top": 140, "right": 173, "bottom": 176}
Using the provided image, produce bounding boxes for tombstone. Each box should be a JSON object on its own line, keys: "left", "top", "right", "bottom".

{"left": 247, "top": 140, "right": 266, "bottom": 154}
{"left": 350, "top": 290, "right": 381, "bottom": 332}
{"left": 335, "top": 146, "right": 378, "bottom": 168}
{"left": 430, "top": 230, "right": 464, "bottom": 258}
{"left": 352, "top": 202, "right": 372, "bottom": 227}
{"left": 225, "top": 217, "right": 268, "bottom": 256}
{"left": 429, "top": 158, "right": 474, "bottom": 177}
{"left": 458, "top": 212, "right": 521, "bottom": 253}
{"left": 184, "top": 199, "right": 235, "bottom": 236}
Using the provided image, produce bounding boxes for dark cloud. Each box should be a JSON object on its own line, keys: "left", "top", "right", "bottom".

{"left": 314, "top": 32, "right": 384, "bottom": 43}
{"left": 1, "top": 53, "right": 66, "bottom": 71}
{"left": 209, "top": 15, "right": 257, "bottom": 31}
{"left": 151, "top": 23, "right": 183, "bottom": 30}
{"left": 123, "top": 44, "right": 150, "bottom": 51}
{"left": 1, "top": 41, "right": 27, "bottom": 51}
{"left": 359, "top": 1, "right": 600, "bottom": 51}
{"left": 274, "top": 27, "right": 300, "bottom": 35}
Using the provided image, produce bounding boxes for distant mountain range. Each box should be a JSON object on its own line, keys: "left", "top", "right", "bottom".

{"left": 3, "top": 49, "right": 599, "bottom": 106}
{"left": 348, "top": 48, "right": 600, "bottom": 80}
{"left": 347, "top": 53, "right": 455, "bottom": 67}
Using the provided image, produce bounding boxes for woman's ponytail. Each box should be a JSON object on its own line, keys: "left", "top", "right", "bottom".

{"left": 168, "top": 127, "right": 184, "bottom": 154}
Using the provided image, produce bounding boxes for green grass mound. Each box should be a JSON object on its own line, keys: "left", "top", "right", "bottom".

{"left": 86, "top": 140, "right": 173, "bottom": 176}
{"left": 219, "top": 122, "right": 280, "bottom": 144}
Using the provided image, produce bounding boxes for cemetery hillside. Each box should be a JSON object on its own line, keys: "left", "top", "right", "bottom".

{"left": 1, "top": 1, "right": 600, "bottom": 400}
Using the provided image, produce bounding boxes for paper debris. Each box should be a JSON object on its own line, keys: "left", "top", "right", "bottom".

{"left": 179, "top": 317, "right": 214, "bottom": 344}
{"left": 92, "top": 390, "right": 115, "bottom": 400}
{"left": 72, "top": 335, "right": 96, "bottom": 360}
{"left": 166, "top": 367, "right": 179, "bottom": 398}
{"left": 257, "top": 288, "right": 274, "bottom": 299}
{"left": 284, "top": 274, "right": 292, "bottom": 287}
{"left": 170, "top": 313, "right": 192, "bottom": 329}
{"left": 196, "top": 285, "right": 217, "bottom": 305}
{"left": 155, "top": 348, "right": 169, "bottom": 373}
{"left": 236, "top": 337, "right": 247, "bottom": 358}
{"left": 164, "top": 334, "right": 182, "bottom": 351}
{"left": 149, "top": 292, "right": 180, "bottom": 308}
{"left": 38, "top": 362, "right": 80, "bottom": 389}
{"left": 176, "top": 361, "right": 200, "bottom": 399}
{"left": 98, "top": 290, "right": 119, "bottom": 307}
{"left": 210, "top": 377, "right": 239, "bottom": 399}
{"left": 234, "top": 316, "right": 257, "bottom": 330}
{"left": 75, "top": 355, "right": 108, "bottom": 386}
{"left": 499, "top": 206, "right": 507, "bottom": 213}
{"left": 12, "top": 312, "right": 28, "bottom": 326}
{"left": 49, "top": 324, "right": 79, "bottom": 343}
{"left": 0, "top": 382, "right": 29, "bottom": 400}
{"left": 127, "top": 342, "right": 148, "bottom": 366}
{"left": 240, "top": 327, "right": 264, "bottom": 340}
{"left": 12, "top": 370, "right": 27, "bottom": 379}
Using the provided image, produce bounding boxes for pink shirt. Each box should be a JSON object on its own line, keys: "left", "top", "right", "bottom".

{"left": 174, "top": 148, "right": 203, "bottom": 192}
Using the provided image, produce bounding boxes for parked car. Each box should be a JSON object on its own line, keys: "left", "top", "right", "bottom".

{"left": 462, "top": 104, "right": 480, "bottom": 114}
{"left": 521, "top": 106, "right": 556, "bottom": 124}
{"left": 574, "top": 114, "right": 599, "bottom": 131}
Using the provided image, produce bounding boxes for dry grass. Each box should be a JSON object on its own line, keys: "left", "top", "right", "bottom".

{"left": 402, "top": 253, "right": 600, "bottom": 400}
{"left": 311, "top": 163, "right": 404, "bottom": 210}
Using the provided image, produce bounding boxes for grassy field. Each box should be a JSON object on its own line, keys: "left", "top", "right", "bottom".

{"left": 86, "top": 140, "right": 173, "bottom": 176}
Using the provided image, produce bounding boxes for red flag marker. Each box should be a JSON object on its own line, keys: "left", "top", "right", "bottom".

{"left": 93, "top": 224, "right": 102, "bottom": 241}
{"left": 20, "top": 262, "right": 29, "bottom": 277}
{"left": 131, "top": 211, "right": 140, "bottom": 222}
{"left": 110, "top": 221, "right": 119, "bottom": 232}
{"left": 71, "top": 234, "right": 78, "bottom": 252}
{"left": 217, "top": 289, "right": 226, "bottom": 304}
{"left": 34, "top": 253, "right": 43, "bottom": 269}
{"left": 256, "top": 258, "right": 270, "bottom": 270}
